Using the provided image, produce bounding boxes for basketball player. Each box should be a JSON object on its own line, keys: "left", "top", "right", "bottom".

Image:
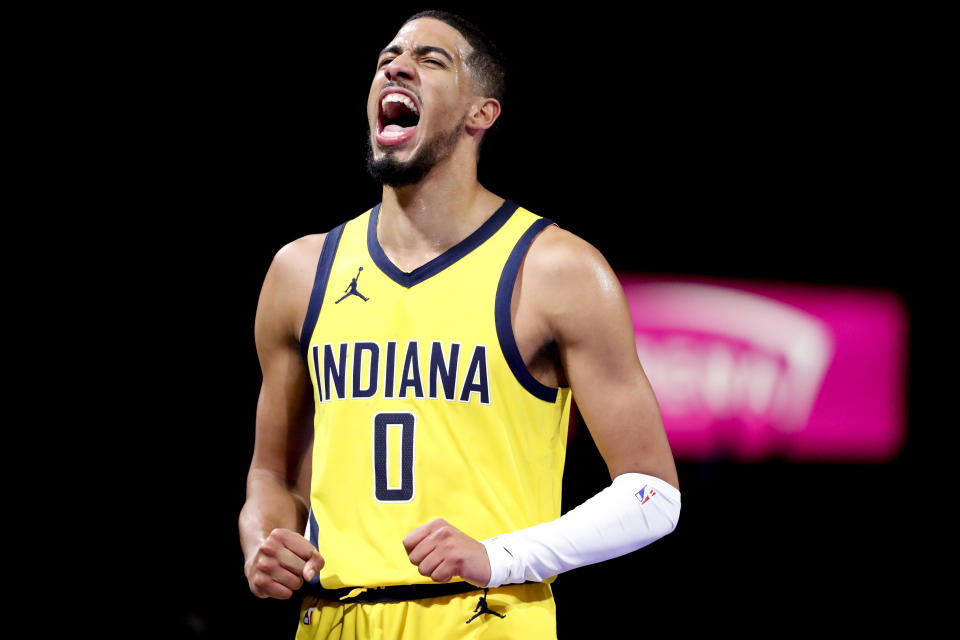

{"left": 239, "top": 11, "right": 680, "bottom": 639}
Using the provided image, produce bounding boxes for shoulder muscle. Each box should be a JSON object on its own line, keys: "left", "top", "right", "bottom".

{"left": 255, "top": 233, "right": 327, "bottom": 360}
{"left": 520, "top": 225, "right": 628, "bottom": 348}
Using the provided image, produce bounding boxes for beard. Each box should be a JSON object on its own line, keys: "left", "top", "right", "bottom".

{"left": 366, "top": 114, "right": 467, "bottom": 187}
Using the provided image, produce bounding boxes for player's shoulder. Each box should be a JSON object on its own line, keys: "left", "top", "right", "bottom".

{"left": 273, "top": 233, "right": 328, "bottom": 272}
{"left": 514, "top": 219, "right": 630, "bottom": 338}
{"left": 518, "top": 220, "right": 626, "bottom": 327}
{"left": 260, "top": 233, "right": 328, "bottom": 302}
{"left": 523, "top": 222, "right": 614, "bottom": 284}
{"left": 270, "top": 207, "right": 371, "bottom": 274}
{"left": 256, "top": 233, "right": 330, "bottom": 343}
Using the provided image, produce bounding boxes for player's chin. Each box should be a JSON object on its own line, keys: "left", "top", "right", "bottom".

{"left": 374, "top": 141, "right": 414, "bottom": 161}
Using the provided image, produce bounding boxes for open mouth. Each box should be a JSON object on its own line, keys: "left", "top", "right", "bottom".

{"left": 377, "top": 91, "right": 420, "bottom": 146}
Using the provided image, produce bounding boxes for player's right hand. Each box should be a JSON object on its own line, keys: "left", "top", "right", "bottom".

{"left": 245, "top": 528, "right": 325, "bottom": 599}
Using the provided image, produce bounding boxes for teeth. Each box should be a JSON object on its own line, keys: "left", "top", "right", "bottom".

{"left": 381, "top": 93, "right": 419, "bottom": 115}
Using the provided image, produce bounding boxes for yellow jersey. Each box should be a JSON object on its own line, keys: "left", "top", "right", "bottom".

{"left": 299, "top": 200, "right": 572, "bottom": 589}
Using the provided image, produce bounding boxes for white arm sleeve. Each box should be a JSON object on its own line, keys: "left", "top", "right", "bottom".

{"left": 480, "top": 472, "right": 681, "bottom": 587}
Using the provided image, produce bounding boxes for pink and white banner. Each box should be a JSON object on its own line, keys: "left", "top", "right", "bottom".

{"left": 618, "top": 274, "right": 908, "bottom": 462}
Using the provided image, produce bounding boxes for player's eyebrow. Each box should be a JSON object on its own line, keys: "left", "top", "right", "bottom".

{"left": 378, "top": 44, "right": 455, "bottom": 64}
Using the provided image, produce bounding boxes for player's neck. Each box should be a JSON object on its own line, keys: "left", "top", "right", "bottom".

{"left": 378, "top": 162, "right": 503, "bottom": 272}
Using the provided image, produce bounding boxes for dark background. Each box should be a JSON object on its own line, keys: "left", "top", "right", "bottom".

{"left": 77, "top": 4, "right": 937, "bottom": 637}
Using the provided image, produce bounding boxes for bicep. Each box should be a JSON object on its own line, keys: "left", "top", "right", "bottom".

{"left": 539, "top": 236, "right": 678, "bottom": 489}
{"left": 251, "top": 342, "right": 314, "bottom": 489}
{"left": 249, "top": 249, "right": 316, "bottom": 489}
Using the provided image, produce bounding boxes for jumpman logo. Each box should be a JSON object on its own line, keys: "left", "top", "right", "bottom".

{"left": 465, "top": 588, "right": 506, "bottom": 624}
{"left": 335, "top": 267, "right": 370, "bottom": 304}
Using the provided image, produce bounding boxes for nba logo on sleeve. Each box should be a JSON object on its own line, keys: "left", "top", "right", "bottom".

{"left": 635, "top": 485, "right": 656, "bottom": 505}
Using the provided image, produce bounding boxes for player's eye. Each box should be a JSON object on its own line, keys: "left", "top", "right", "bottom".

{"left": 423, "top": 58, "right": 444, "bottom": 67}
{"left": 378, "top": 57, "right": 394, "bottom": 68}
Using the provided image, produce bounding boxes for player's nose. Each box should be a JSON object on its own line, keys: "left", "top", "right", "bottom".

{"left": 384, "top": 53, "right": 416, "bottom": 82}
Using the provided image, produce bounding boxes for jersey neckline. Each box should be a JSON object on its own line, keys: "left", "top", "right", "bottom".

{"left": 367, "top": 199, "right": 519, "bottom": 288}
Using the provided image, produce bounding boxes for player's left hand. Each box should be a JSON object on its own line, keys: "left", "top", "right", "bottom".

{"left": 403, "top": 518, "right": 492, "bottom": 587}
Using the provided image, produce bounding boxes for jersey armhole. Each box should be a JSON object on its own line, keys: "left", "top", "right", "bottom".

{"left": 299, "top": 223, "right": 346, "bottom": 364}
{"left": 494, "top": 218, "right": 561, "bottom": 403}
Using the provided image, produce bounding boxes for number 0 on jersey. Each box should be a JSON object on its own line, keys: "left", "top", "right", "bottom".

{"left": 373, "top": 411, "right": 416, "bottom": 502}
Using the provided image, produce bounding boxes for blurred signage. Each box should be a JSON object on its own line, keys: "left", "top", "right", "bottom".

{"left": 618, "top": 275, "right": 907, "bottom": 461}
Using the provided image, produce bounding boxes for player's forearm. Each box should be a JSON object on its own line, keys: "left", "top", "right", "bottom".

{"left": 239, "top": 468, "right": 310, "bottom": 563}
{"left": 481, "top": 472, "right": 680, "bottom": 586}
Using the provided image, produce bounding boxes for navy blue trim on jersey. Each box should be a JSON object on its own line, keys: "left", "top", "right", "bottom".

{"left": 368, "top": 199, "right": 519, "bottom": 288}
{"left": 308, "top": 507, "right": 320, "bottom": 549}
{"left": 495, "top": 218, "right": 560, "bottom": 403}
{"left": 306, "top": 507, "right": 321, "bottom": 584}
{"left": 299, "top": 223, "right": 346, "bottom": 364}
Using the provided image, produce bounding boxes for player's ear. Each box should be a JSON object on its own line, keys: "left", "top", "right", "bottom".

{"left": 465, "top": 97, "right": 501, "bottom": 133}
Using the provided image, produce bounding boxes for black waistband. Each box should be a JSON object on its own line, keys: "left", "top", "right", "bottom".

{"left": 302, "top": 581, "right": 488, "bottom": 604}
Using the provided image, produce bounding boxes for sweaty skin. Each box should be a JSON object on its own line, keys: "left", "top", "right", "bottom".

{"left": 239, "top": 17, "right": 678, "bottom": 597}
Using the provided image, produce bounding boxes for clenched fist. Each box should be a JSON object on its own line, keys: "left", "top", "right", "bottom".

{"left": 403, "top": 518, "right": 492, "bottom": 587}
{"left": 245, "top": 528, "right": 325, "bottom": 599}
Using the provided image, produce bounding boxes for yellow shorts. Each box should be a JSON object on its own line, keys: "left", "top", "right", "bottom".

{"left": 295, "top": 582, "right": 556, "bottom": 640}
